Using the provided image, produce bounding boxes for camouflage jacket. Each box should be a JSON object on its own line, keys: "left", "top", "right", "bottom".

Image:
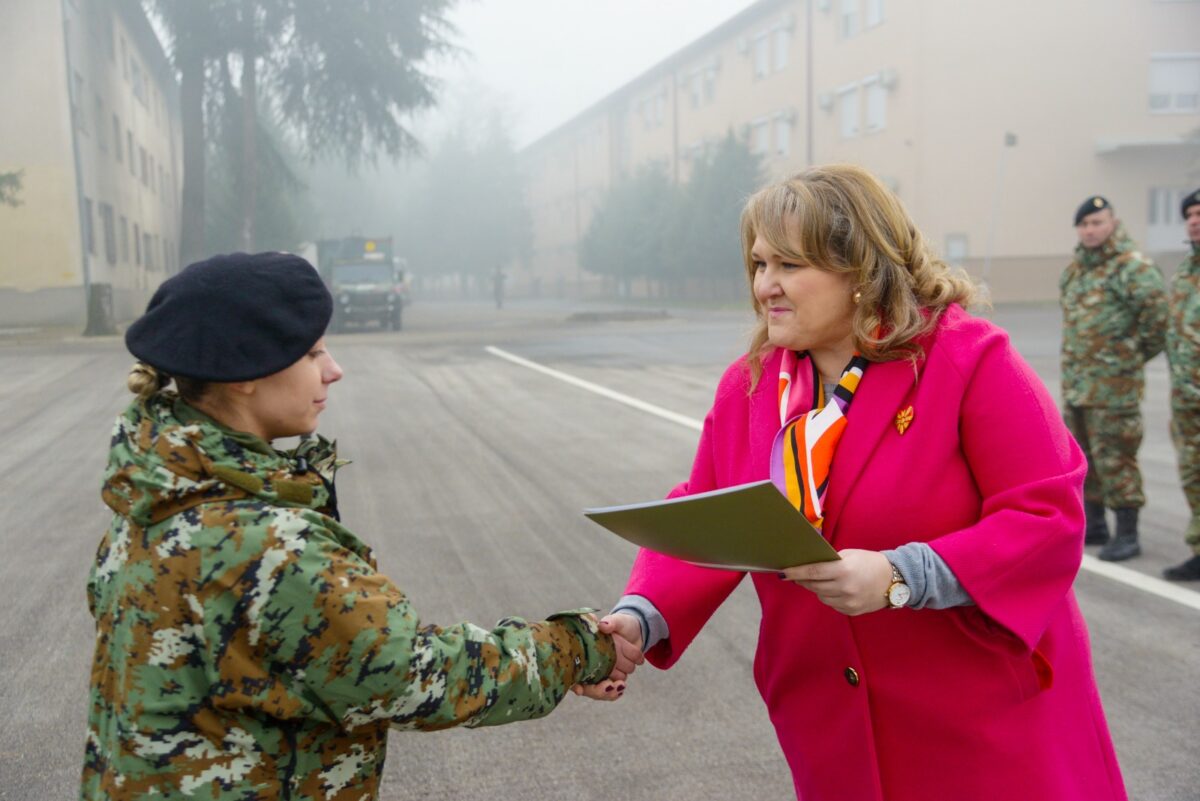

{"left": 1059, "top": 225, "right": 1168, "bottom": 407}
{"left": 82, "top": 394, "right": 616, "bottom": 801}
{"left": 1167, "top": 244, "right": 1200, "bottom": 408}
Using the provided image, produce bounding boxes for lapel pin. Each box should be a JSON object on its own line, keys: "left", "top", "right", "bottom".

{"left": 895, "top": 405, "right": 914, "bottom": 435}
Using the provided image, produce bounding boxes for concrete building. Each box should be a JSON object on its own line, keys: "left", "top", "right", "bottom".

{"left": 0, "top": 0, "right": 181, "bottom": 330}
{"left": 521, "top": 0, "right": 1200, "bottom": 302}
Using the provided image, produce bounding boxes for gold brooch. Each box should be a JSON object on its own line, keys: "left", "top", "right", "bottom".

{"left": 895, "top": 405, "right": 914, "bottom": 435}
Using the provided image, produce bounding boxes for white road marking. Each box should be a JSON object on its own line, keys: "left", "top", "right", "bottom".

{"left": 487, "top": 345, "right": 1200, "bottom": 612}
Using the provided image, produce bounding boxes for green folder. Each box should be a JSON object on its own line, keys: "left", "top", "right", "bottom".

{"left": 584, "top": 480, "right": 841, "bottom": 572}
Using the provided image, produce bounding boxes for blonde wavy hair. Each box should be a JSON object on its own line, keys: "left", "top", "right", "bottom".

{"left": 742, "top": 164, "right": 977, "bottom": 388}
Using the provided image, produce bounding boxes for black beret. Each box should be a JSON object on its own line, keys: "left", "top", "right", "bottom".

{"left": 125, "top": 252, "right": 333, "bottom": 382}
{"left": 1074, "top": 195, "right": 1111, "bottom": 226}
{"left": 1183, "top": 188, "right": 1200, "bottom": 218}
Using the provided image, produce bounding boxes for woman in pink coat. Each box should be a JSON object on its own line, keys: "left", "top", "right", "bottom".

{"left": 584, "top": 165, "right": 1127, "bottom": 800}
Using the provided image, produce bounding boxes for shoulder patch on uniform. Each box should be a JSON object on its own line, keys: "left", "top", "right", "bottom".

{"left": 211, "top": 465, "right": 264, "bottom": 495}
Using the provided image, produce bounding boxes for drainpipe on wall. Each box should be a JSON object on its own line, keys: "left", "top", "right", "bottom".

{"left": 805, "top": 0, "right": 814, "bottom": 167}
{"left": 61, "top": 0, "right": 92, "bottom": 333}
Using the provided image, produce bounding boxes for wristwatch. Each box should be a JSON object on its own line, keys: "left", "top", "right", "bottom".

{"left": 886, "top": 562, "right": 911, "bottom": 609}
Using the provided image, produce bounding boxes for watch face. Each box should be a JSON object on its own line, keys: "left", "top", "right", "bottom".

{"left": 888, "top": 582, "right": 912, "bottom": 608}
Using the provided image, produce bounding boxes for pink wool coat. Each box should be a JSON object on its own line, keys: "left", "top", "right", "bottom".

{"left": 626, "top": 305, "right": 1126, "bottom": 801}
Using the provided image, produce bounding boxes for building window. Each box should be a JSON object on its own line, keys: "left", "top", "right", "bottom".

{"left": 131, "top": 59, "right": 147, "bottom": 105}
{"left": 753, "top": 34, "right": 770, "bottom": 78}
{"left": 120, "top": 215, "right": 129, "bottom": 263}
{"left": 134, "top": 222, "right": 141, "bottom": 265}
{"left": 143, "top": 232, "right": 154, "bottom": 270}
{"left": 72, "top": 72, "right": 87, "bottom": 134}
{"left": 653, "top": 91, "right": 666, "bottom": 126}
{"left": 703, "top": 66, "right": 718, "bottom": 102}
{"left": 750, "top": 120, "right": 771, "bottom": 154}
{"left": 945, "top": 234, "right": 968, "bottom": 266}
{"left": 1149, "top": 54, "right": 1200, "bottom": 113}
{"left": 83, "top": 197, "right": 96, "bottom": 255}
{"left": 99, "top": 203, "right": 117, "bottom": 265}
{"left": 864, "top": 78, "right": 887, "bottom": 131}
{"left": 838, "top": 85, "right": 860, "bottom": 138}
{"left": 112, "top": 114, "right": 122, "bottom": 163}
{"left": 148, "top": 154, "right": 155, "bottom": 193}
{"left": 159, "top": 165, "right": 167, "bottom": 198}
{"left": 690, "top": 74, "right": 702, "bottom": 109}
{"left": 840, "top": 0, "right": 860, "bottom": 39}
{"left": 120, "top": 35, "right": 128, "bottom": 80}
{"left": 775, "top": 117, "right": 792, "bottom": 156}
{"left": 1147, "top": 186, "right": 1190, "bottom": 250}
{"left": 94, "top": 95, "right": 107, "bottom": 151}
{"left": 865, "top": 0, "right": 884, "bottom": 28}
{"left": 773, "top": 28, "right": 790, "bottom": 71}
{"left": 140, "top": 147, "right": 148, "bottom": 185}
{"left": 127, "top": 131, "right": 135, "bottom": 176}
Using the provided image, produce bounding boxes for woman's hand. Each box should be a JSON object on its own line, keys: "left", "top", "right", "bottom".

{"left": 571, "top": 613, "right": 644, "bottom": 701}
{"left": 781, "top": 549, "right": 894, "bottom": 615}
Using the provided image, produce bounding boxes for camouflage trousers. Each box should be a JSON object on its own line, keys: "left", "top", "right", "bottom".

{"left": 1171, "top": 405, "right": 1200, "bottom": 553}
{"left": 1063, "top": 405, "right": 1145, "bottom": 509}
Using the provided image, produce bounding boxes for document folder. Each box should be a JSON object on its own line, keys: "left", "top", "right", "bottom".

{"left": 584, "top": 480, "right": 840, "bottom": 572}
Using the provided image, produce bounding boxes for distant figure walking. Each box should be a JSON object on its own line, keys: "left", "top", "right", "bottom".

{"left": 493, "top": 267, "right": 506, "bottom": 309}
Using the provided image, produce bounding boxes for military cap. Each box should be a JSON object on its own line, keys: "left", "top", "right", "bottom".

{"left": 125, "top": 252, "right": 333, "bottom": 382}
{"left": 1074, "top": 195, "right": 1111, "bottom": 226}
{"left": 1183, "top": 188, "right": 1200, "bottom": 218}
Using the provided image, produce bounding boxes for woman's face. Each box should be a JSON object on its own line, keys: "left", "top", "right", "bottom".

{"left": 242, "top": 338, "right": 344, "bottom": 441}
{"left": 751, "top": 233, "right": 856, "bottom": 359}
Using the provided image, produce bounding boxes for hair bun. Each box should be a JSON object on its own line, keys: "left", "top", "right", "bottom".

{"left": 127, "top": 362, "right": 168, "bottom": 399}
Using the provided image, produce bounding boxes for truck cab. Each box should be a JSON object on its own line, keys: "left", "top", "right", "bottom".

{"left": 318, "top": 237, "right": 406, "bottom": 332}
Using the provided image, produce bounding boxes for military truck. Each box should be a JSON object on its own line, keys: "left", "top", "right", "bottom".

{"left": 315, "top": 236, "right": 407, "bottom": 332}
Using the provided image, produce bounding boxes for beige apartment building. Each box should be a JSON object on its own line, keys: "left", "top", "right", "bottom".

{"left": 0, "top": 0, "right": 181, "bottom": 330}
{"left": 521, "top": 0, "right": 1200, "bottom": 302}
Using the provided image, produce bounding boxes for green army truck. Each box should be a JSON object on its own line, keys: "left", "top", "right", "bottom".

{"left": 316, "top": 236, "right": 408, "bottom": 332}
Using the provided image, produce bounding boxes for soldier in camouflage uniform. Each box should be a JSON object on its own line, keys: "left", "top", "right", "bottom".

{"left": 1060, "top": 196, "right": 1168, "bottom": 562}
{"left": 82, "top": 253, "right": 635, "bottom": 801}
{"left": 1164, "top": 188, "right": 1200, "bottom": 581}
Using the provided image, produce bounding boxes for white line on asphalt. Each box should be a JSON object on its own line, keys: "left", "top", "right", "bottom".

{"left": 487, "top": 345, "right": 1200, "bottom": 612}
{"left": 485, "top": 346, "right": 703, "bottom": 431}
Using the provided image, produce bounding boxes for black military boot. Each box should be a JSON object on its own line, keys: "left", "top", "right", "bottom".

{"left": 1084, "top": 501, "right": 1110, "bottom": 546}
{"left": 1163, "top": 555, "right": 1200, "bottom": 581}
{"left": 1098, "top": 508, "right": 1140, "bottom": 561}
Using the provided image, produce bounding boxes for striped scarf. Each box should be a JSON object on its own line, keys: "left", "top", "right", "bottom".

{"left": 770, "top": 349, "right": 868, "bottom": 530}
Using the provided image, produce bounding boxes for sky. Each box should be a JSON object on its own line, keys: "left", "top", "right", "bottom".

{"left": 432, "top": 0, "right": 760, "bottom": 148}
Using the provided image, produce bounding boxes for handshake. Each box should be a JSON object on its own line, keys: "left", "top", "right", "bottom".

{"left": 571, "top": 613, "right": 644, "bottom": 702}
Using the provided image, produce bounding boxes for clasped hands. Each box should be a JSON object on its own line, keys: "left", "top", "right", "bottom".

{"left": 574, "top": 550, "right": 894, "bottom": 701}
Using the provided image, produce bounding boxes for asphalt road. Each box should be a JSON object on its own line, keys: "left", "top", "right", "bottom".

{"left": 1, "top": 299, "right": 1196, "bottom": 800}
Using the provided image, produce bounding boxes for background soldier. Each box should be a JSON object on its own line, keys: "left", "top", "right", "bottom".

{"left": 1060, "top": 196, "right": 1168, "bottom": 561}
{"left": 1164, "top": 188, "right": 1200, "bottom": 581}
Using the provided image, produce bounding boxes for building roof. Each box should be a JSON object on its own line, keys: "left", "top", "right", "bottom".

{"left": 112, "top": 0, "right": 180, "bottom": 105}
{"left": 521, "top": 0, "right": 789, "bottom": 154}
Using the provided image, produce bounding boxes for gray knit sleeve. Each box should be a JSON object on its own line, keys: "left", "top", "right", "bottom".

{"left": 882, "top": 542, "right": 975, "bottom": 609}
{"left": 611, "top": 594, "right": 670, "bottom": 650}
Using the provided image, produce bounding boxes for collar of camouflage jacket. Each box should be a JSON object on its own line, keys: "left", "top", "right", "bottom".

{"left": 101, "top": 392, "right": 342, "bottom": 526}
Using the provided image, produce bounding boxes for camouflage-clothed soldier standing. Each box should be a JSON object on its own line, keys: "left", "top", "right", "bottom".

{"left": 1060, "top": 196, "right": 1168, "bottom": 561}
{"left": 83, "top": 254, "right": 627, "bottom": 801}
{"left": 1164, "top": 188, "right": 1200, "bottom": 581}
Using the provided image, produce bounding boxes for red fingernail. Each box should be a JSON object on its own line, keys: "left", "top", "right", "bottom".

{"left": 617, "top": 684, "right": 626, "bottom": 692}
{"left": 604, "top": 685, "right": 614, "bottom": 693}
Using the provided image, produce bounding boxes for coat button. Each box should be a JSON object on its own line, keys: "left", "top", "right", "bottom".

{"left": 844, "top": 667, "right": 860, "bottom": 687}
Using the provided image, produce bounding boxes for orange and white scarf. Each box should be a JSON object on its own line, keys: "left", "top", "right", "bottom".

{"left": 770, "top": 349, "right": 868, "bottom": 530}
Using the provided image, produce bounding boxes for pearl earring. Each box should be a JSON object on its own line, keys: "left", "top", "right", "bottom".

{"left": 853, "top": 291, "right": 862, "bottom": 304}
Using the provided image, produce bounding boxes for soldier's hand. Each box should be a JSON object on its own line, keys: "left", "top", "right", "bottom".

{"left": 571, "top": 613, "right": 644, "bottom": 701}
